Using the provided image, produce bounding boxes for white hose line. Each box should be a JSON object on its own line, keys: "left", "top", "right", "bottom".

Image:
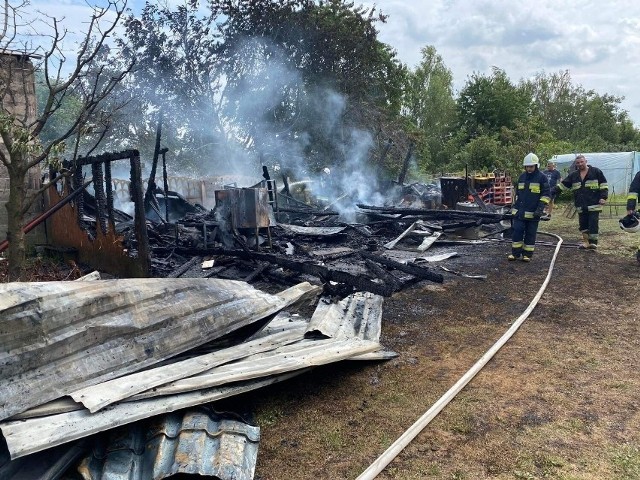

{"left": 356, "top": 233, "right": 564, "bottom": 480}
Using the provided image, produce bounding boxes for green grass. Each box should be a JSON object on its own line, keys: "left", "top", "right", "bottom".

{"left": 543, "top": 201, "right": 639, "bottom": 257}
{"left": 611, "top": 444, "right": 640, "bottom": 479}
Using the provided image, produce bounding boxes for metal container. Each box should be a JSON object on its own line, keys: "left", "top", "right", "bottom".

{"left": 214, "top": 187, "right": 270, "bottom": 229}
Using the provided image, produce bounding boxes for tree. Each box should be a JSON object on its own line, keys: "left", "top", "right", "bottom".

{"left": 401, "top": 45, "right": 456, "bottom": 172}
{"left": 522, "top": 70, "right": 640, "bottom": 151}
{"left": 0, "top": 0, "right": 133, "bottom": 280}
{"left": 457, "top": 68, "right": 532, "bottom": 141}
{"left": 114, "top": 0, "right": 406, "bottom": 179}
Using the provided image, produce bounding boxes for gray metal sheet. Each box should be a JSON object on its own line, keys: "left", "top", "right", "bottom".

{"left": 77, "top": 410, "right": 259, "bottom": 480}
{"left": 71, "top": 326, "right": 308, "bottom": 413}
{"left": 278, "top": 223, "right": 347, "bottom": 236}
{"left": 0, "top": 279, "right": 319, "bottom": 421}
{"left": 0, "top": 292, "right": 384, "bottom": 460}
{"left": 127, "top": 338, "right": 379, "bottom": 400}
{"left": 0, "top": 372, "right": 305, "bottom": 459}
{"left": 305, "top": 292, "right": 383, "bottom": 342}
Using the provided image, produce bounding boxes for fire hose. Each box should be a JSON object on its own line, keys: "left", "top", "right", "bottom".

{"left": 356, "top": 232, "right": 564, "bottom": 480}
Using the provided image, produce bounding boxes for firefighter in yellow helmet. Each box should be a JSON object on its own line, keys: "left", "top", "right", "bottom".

{"left": 508, "top": 153, "right": 550, "bottom": 262}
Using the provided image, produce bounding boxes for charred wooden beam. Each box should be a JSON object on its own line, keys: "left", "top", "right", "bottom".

{"left": 204, "top": 249, "right": 394, "bottom": 297}
{"left": 364, "top": 259, "right": 401, "bottom": 292}
{"left": 277, "top": 207, "right": 339, "bottom": 216}
{"left": 356, "top": 204, "right": 508, "bottom": 222}
{"left": 129, "top": 153, "right": 151, "bottom": 276}
{"left": 167, "top": 256, "right": 201, "bottom": 278}
{"left": 244, "top": 262, "right": 269, "bottom": 283}
{"left": 397, "top": 141, "right": 415, "bottom": 185}
{"left": 75, "top": 149, "right": 141, "bottom": 166}
{"left": 359, "top": 251, "right": 444, "bottom": 284}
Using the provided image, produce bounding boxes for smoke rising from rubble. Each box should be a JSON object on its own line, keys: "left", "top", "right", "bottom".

{"left": 111, "top": 35, "right": 387, "bottom": 217}
{"left": 209, "top": 36, "right": 386, "bottom": 219}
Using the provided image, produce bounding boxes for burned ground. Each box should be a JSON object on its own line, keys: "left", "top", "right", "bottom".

{"left": 217, "top": 241, "right": 640, "bottom": 480}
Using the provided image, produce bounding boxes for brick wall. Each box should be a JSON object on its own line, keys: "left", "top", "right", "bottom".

{"left": 0, "top": 52, "right": 45, "bottom": 248}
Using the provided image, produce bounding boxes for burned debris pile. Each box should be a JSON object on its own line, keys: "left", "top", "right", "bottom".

{"left": 126, "top": 188, "right": 509, "bottom": 298}
{"left": 0, "top": 151, "right": 511, "bottom": 478}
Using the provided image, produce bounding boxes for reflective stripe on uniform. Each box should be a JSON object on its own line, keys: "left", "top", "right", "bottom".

{"left": 523, "top": 245, "right": 535, "bottom": 252}
{"left": 529, "top": 183, "right": 540, "bottom": 193}
{"left": 587, "top": 204, "right": 602, "bottom": 211}
{"left": 558, "top": 183, "right": 568, "bottom": 191}
{"left": 524, "top": 211, "right": 535, "bottom": 218}
{"left": 512, "top": 241, "right": 524, "bottom": 248}
{"left": 600, "top": 183, "right": 608, "bottom": 190}
{"left": 585, "top": 179, "right": 599, "bottom": 189}
{"left": 571, "top": 182, "right": 581, "bottom": 190}
{"left": 540, "top": 196, "right": 550, "bottom": 204}
{"left": 627, "top": 192, "right": 639, "bottom": 201}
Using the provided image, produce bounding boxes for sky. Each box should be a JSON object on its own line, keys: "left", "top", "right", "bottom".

{"left": 364, "top": 0, "right": 640, "bottom": 126}
{"left": 23, "top": 0, "right": 640, "bottom": 127}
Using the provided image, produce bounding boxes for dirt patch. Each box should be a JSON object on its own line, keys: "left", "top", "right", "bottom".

{"left": 218, "top": 241, "right": 640, "bottom": 479}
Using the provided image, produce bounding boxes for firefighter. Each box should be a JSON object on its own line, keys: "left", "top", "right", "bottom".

{"left": 625, "top": 170, "right": 640, "bottom": 262}
{"left": 508, "top": 153, "right": 550, "bottom": 262}
{"left": 554, "top": 154, "right": 608, "bottom": 249}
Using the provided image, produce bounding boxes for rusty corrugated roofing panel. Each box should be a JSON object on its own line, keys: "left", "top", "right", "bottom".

{"left": 77, "top": 410, "right": 259, "bottom": 480}
{"left": 0, "top": 279, "right": 319, "bottom": 421}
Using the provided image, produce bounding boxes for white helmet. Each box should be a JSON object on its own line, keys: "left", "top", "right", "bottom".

{"left": 619, "top": 212, "right": 640, "bottom": 233}
{"left": 523, "top": 153, "right": 539, "bottom": 166}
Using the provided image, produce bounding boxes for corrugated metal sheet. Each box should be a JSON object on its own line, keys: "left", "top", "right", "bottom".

{"left": 71, "top": 326, "right": 309, "bottom": 413}
{"left": 0, "top": 372, "right": 305, "bottom": 459}
{"left": 0, "top": 279, "right": 319, "bottom": 422}
{"left": 77, "top": 410, "right": 259, "bottom": 480}
{"left": 306, "top": 291, "right": 383, "bottom": 341}
{"left": 0, "top": 292, "right": 386, "bottom": 460}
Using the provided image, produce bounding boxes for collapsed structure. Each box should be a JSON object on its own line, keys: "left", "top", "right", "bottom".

{"left": 0, "top": 144, "right": 514, "bottom": 478}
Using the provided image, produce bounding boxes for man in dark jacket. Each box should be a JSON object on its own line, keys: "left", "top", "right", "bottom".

{"left": 626, "top": 170, "right": 640, "bottom": 262}
{"left": 554, "top": 154, "right": 608, "bottom": 249}
{"left": 508, "top": 153, "right": 550, "bottom": 262}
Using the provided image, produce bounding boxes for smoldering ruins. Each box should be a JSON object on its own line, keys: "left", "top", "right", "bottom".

{"left": 0, "top": 35, "right": 514, "bottom": 480}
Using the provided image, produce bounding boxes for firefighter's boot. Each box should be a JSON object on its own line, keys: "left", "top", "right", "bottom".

{"left": 579, "top": 232, "right": 590, "bottom": 249}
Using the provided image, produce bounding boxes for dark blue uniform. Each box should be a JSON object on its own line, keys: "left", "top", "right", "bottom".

{"left": 511, "top": 168, "right": 550, "bottom": 259}
{"left": 556, "top": 166, "right": 608, "bottom": 246}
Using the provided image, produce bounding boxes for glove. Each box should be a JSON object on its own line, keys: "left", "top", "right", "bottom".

{"left": 533, "top": 206, "right": 544, "bottom": 219}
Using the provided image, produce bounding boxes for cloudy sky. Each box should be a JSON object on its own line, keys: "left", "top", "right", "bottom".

{"left": 365, "top": 0, "right": 640, "bottom": 126}
{"left": 23, "top": 0, "right": 640, "bottom": 126}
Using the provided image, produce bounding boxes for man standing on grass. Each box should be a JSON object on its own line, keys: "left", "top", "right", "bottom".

{"left": 508, "top": 153, "right": 550, "bottom": 262}
{"left": 553, "top": 154, "right": 608, "bottom": 249}
{"left": 542, "top": 161, "right": 562, "bottom": 218}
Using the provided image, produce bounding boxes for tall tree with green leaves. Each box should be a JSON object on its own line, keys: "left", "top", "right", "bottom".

{"left": 457, "top": 68, "right": 532, "bottom": 141}
{"left": 522, "top": 70, "right": 639, "bottom": 151}
{"left": 115, "top": 0, "right": 406, "bottom": 178}
{"left": 402, "top": 45, "right": 456, "bottom": 171}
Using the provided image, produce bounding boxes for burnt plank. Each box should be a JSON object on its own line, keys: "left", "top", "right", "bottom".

{"left": 359, "top": 251, "right": 444, "bottom": 284}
